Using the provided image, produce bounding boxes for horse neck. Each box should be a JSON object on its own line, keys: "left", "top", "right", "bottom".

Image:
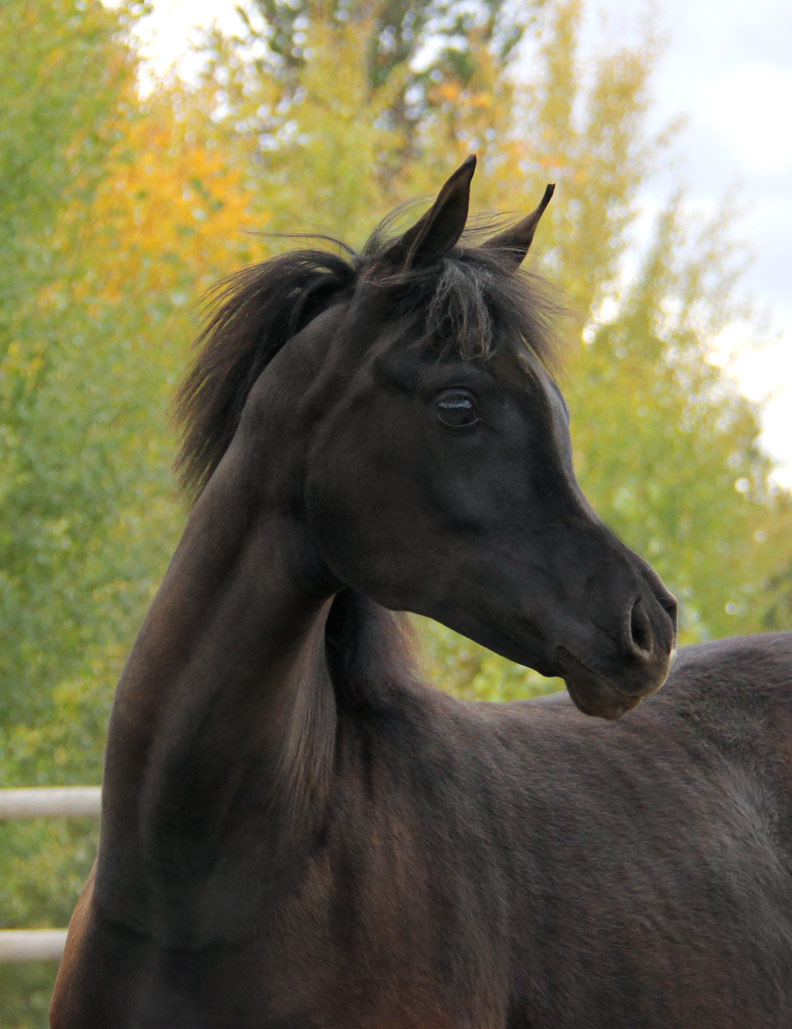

{"left": 97, "top": 448, "right": 337, "bottom": 934}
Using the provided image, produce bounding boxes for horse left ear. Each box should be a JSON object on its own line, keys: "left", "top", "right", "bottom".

{"left": 482, "top": 183, "right": 555, "bottom": 268}
{"left": 383, "top": 155, "right": 477, "bottom": 271}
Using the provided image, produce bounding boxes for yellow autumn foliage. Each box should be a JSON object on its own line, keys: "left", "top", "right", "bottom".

{"left": 52, "top": 85, "right": 265, "bottom": 316}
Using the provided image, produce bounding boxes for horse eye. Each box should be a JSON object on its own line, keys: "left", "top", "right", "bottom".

{"left": 436, "top": 390, "right": 479, "bottom": 428}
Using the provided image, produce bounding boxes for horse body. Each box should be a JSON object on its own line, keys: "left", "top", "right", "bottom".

{"left": 54, "top": 628, "right": 792, "bottom": 1027}
{"left": 51, "top": 158, "right": 792, "bottom": 1026}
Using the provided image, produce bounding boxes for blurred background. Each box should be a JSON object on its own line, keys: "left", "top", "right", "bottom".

{"left": 2, "top": 0, "right": 791, "bottom": 1022}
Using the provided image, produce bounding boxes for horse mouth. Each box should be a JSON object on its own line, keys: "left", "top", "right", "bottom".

{"left": 557, "top": 648, "right": 645, "bottom": 721}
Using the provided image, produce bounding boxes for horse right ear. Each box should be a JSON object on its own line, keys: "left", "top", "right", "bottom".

{"left": 482, "top": 184, "right": 555, "bottom": 268}
{"left": 380, "top": 155, "right": 477, "bottom": 271}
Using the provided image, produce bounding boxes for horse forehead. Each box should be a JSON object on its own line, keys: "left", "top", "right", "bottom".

{"left": 360, "top": 335, "right": 551, "bottom": 401}
{"left": 367, "top": 342, "right": 488, "bottom": 395}
{"left": 487, "top": 345, "right": 554, "bottom": 398}
{"left": 332, "top": 300, "right": 548, "bottom": 400}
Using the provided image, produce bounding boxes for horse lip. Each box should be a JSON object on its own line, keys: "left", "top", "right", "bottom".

{"left": 556, "top": 646, "right": 644, "bottom": 721}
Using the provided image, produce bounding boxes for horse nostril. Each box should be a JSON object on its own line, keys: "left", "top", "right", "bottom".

{"left": 662, "top": 592, "right": 679, "bottom": 631}
{"left": 628, "top": 597, "right": 653, "bottom": 655}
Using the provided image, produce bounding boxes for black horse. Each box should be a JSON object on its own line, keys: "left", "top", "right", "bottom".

{"left": 52, "top": 157, "right": 792, "bottom": 1027}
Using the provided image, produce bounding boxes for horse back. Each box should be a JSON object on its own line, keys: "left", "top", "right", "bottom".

{"left": 665, "top": 633, "right": 792, "bottom": 805}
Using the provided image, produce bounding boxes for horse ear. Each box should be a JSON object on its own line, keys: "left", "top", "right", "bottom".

{"left": 482, "top": 183, "right": 555, "bottom": 268}
{"left": 384, "top": 155, "right": 477, "bottom": 270}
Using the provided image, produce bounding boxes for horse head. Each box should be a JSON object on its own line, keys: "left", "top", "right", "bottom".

{"left": 181, "top": 156, "right": 677, "bottom": 720}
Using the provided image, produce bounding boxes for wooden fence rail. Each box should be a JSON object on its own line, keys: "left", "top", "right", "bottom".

{"left": 0, "top": 786, "right": 101, "bottom": 962}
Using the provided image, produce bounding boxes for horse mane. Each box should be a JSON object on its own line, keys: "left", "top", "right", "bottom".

{"left": 174, "top": 247, "right": 358, "bottom": 500}
{"left": 174, "top": 210, "right": 562, "bottom": 503}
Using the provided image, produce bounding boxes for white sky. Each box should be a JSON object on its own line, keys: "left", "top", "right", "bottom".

{"left": 579, "top": 0, "right": 792, "bottom": 488}
{"left": 126, "top": 0, "right": 792, "bottom": 486}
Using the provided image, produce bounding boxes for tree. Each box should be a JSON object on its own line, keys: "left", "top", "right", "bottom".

{"left": 0, "top": 4, "right": 141, "bottom": 1020}
{"left": 511, "top": 1, "right": 791, "bottom": 640}
{"left": 236, "top": 0, "right": 544, "bottom": 148}
{"left": 0, "top": 0, "right": 136, "bottom": 324}
{"left": 0, "top": 0, "right": 138, "bottom": 722}
{"left": 0, "top": 13, "right": 265, "bottom": 1024}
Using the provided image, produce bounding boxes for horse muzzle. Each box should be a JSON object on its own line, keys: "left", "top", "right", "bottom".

{"left": 555, "top": 587, "right": 678, "bottom": 720}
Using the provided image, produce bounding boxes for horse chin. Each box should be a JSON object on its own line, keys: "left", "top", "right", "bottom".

{"left": 555, "top": 649, "right": 644, "bottom": 721}
{"left": 564, "top": 674, "right": 643, "bottom": 721}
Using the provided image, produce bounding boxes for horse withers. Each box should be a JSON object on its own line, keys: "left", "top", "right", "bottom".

{"left": 51, "top": 157, "right": 792, "bottom": 1027}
